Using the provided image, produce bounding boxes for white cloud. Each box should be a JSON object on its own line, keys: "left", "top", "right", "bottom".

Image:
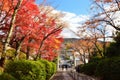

{"left": 60, "top": 28, "right": 80, "bottom": 38}
{"left": 46, "top": 7, "right": 90, "bottom": 38}
{"left": 59, "top": 11, "right": 116, "bottom": 40}
{"left": 60, "top": 11, "right": 89, "bottom": 38}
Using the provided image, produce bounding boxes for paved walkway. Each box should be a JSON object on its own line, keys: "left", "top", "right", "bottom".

{"left": 50, "top": 71, "right": 74, "bottom": 80}
{"left": 50, "top": 71, "right": 96, "bottom": 80}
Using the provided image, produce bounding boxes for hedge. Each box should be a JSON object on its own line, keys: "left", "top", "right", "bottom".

{"left": 95, "top": 57, "right": 120, "bottom": 80}
{"left": 51, "top": 62, "right": 57, "bottom": 75}
{"left": 4, "top": 60, "right": 46, "bottom": 80}
{"left": 76, "top": 57, "right": 102, "bottom": 75}
{"left": 39, "top": 59, "right": 53, "bottom": 80}
{"left": 0, "top": 73, "right": 16, "bottom": 80}
{"left": 0, "top": 59, "right": 57, "bottom": 80}
{"left": 81, "top": 62, "right": 98, "bottom": 75}
{"left": 76, "top": 57, "right": 120, "bottom": 80}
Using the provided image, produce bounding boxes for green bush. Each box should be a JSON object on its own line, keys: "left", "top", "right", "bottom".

{"left": 4, "top": 60, "right": 46, "bottom": 80}
{"left": 89, "top": 56, "right": 102, "bottom": 63}
{"left": 6, "top": 49, "right": 26, "bottom": 60}
{"left": 76, "top": 57, "right": 102, "bottom": 75}
{"left": 51, "top": 62, "right": 57, "bottom": 75}
{"left": 95, "top": 57, "right": 120, "bottom": 80}
{"left": 80, "top": 62, "right": 98, "bottom": 76}
{"left": 39, "top": 59, "right": 53, "bottom": 80}
{"left": 0, "top": 67, "right": 3, "bottom": 75}
{"left": 105, "top": 32, "right": 120, "bottom": 57}
{"left": 36, "top": 61, "right": 46, "bottom": 80}
{"left": 6, "top": 49, "right": 15, "bottom": 60}
{"left": 0, "top": 73, "right": 16, "bottom": 80}
{"left": 105, "top": 42, "right": 120, "bottom": 57}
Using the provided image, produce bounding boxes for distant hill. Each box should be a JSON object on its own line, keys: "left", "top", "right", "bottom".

{"left": 63, "top": 38, "right": 80, "bottom": 43}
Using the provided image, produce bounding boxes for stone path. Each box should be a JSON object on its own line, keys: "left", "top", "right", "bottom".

{"left": 50, "top": 71, "right": 74, "bottom": 80}
{"left": 50, "top": 71, "right": 96, "bottom": 80}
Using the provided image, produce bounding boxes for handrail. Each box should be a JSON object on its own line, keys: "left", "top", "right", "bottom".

{"left": 68, "top": 70, "right": 97, "bottom": 80}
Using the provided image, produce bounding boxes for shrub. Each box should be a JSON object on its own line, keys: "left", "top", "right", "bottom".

{"left": 6, "top": 49, "right": 15, "bottom": 60}
{"left": 89, "top": 56, "right": 102, "bottom": 63}
{"left": 0, "top": 67, "right": 3, "bottom": 75}
{"left": 0, "top": 73, "right": 16, "bottom": 80}
{"left": 6, "top": 49, "right": 26, "bottom": 60}
{"left": 95, "top": 57, "right": 120, "bottom": 80}
{"left": 36, "top": 61, "right": 46, "bottom": 80}
{"left": 80, "top": 62, "right": 98, "bottom": 76}
{"left": 75, "top": 64, "right": 84, "bottom": 73}
{"left": 105, "top": 42, "right": 120, "bottom": 57}
{"left": 76, "top": 57, "right": 102, "bottom": 75}
{"left": 4, "top": 60, "right": 46, "bottom": 80}
{"left": 39, "top": 59, "right": 53, "bottom": 80}
{"left": 50, "top": 62, "right": 57, "bottom": 75}
{"left": 105, "top": 32, "right": 120, "bottom": 57}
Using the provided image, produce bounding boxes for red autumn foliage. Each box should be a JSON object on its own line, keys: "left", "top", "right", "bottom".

{"left": 0, "top": 0, "right": 63, "bottom": 61}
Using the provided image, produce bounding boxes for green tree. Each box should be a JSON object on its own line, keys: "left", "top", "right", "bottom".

{"left": 105, "top": 32, "right": 120, "bottom": 57}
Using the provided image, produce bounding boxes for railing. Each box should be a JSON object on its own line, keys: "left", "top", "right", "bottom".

{"left": 68, "top": 70, "right": 97, "bottom": 80}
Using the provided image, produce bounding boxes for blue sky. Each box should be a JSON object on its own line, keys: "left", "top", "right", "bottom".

{"left": 35, "top": 0, "right": 115, "bottom": 40}
{"left": 36, "top": 0, "right": 91, "bottom": 38}
{"left": 36, "top": 0, "right": 91, "bottom": 15}
{"left": 56, "top": 0, "right": 91, "bottom": 15}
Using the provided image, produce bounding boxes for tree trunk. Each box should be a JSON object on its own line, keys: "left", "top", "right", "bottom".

{"left": 103, "top": 28, "right": 106, "bottom": 57}
{"left": 0, "top": 0, "right": 23, "bottom": 67}
{"left": 15, "top": 36, "right": 25, "bottom": 60}
{"left": 15, "top": 43, "right": 22, "bottom": 60}
{"left": 34, "top": 39, "right": 44, "bottom": 60}
{"left": 26, "top": 46, "right": 30, "bottom": 60}
{"left": 2, "top": 0, "right": 23, "bottom": 57}
{"left": 83, "top": 52, "right": 86, "bottom": 64}
{"left": 88, "top": 48, "right": 91, "bottom": 61}
{"left": 94, "top": 42, "right": 103, "bottom": 57}
{"left": 26, "top": 38, "right": 33, "bottom": 60}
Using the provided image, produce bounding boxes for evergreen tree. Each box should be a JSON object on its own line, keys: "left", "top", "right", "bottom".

{"left": 105, "top": 32, "right": 120, "bottom": 57}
